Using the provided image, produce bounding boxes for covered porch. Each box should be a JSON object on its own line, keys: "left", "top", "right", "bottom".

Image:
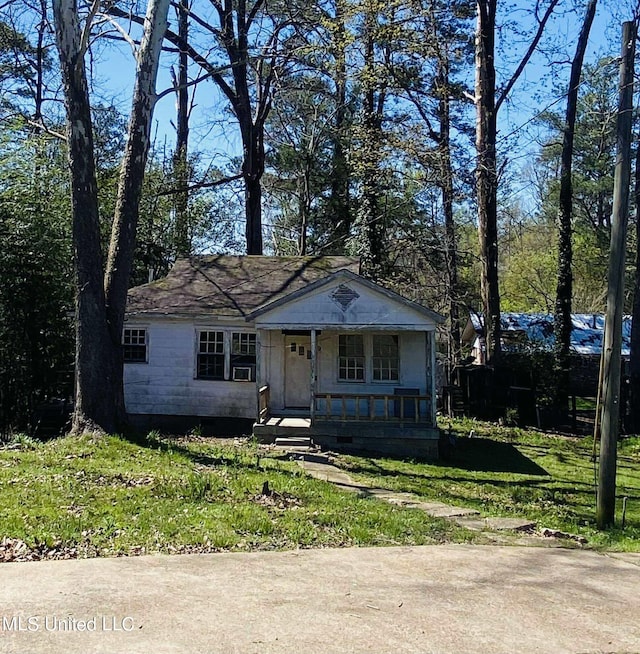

{"left": 252, "top": 328, "right": 440, "bottom": 458}
{"left": 247, "top": 271, "right": 443, "bottom": 457}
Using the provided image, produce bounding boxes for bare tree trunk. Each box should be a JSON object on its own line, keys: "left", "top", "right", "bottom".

{"left": 437, "top": 56, "right": 462, "bottom": 369}
{"left": 226, "top": 0, "right": 267, "bottom": 255}
{"left": 298, "top": 167, "right": 311, "bottom": 255}
{"left": 54, "top": 0, "right": 170, "bottom": 434}
{"left": 33, "top": 0, "right": 47, "bottom": 130}
{"left": 173, "top": 0, "right": 191, "bottom": 258}
{"left": 475, "top": 0, "right": 559, "bottom": 365}
{"left": 328, "top": 0, "right": 351, "bottom": 249}
{"left": 242, "top": 121, "right": 265, "bottom": 254}
{"left": 108, "top": 0, "right": 274, "bottom": 256}
{"left": 475, "top": 0, "right": 500, "bottom": 364}
{"left": 554, "top": 0, "right": 597, "bottom": 413}
{"left": 53, "top": 0, "right": 118, "bottom": 433}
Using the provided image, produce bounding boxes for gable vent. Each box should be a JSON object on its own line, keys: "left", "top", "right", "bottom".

{"left": 330, "top": 284, "right": 359, "bottom": 311}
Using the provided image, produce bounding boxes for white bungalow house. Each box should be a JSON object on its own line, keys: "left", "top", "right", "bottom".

{"left": 124, "top": 255, "right": 443, "bottom": 457}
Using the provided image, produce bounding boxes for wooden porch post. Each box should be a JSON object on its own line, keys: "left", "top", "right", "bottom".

{"left": 255, "top": 329, "right": 263, "bottom": 420}
{"left": 310, "top": 329, "right": 317, "bottom": 423}
{"left": 426, "top": 330, "right": 437, "bottom": 426}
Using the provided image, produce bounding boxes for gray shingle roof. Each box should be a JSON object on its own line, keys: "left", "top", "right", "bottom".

{"left": 126, "top": 255, "right": 361, "bottom": 318}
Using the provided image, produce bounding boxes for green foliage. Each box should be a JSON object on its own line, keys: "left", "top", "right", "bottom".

{"left": 0, "top": 20, "right": 49, "bottom": 115}
{"left": 527, "top": 57, "right": 625, "bottom": 314}
{"left": 339, "top": 420, "right": 640, "bottom": 551}
{"left": 0, "top": 434, "right": 472, "bottom": 556}
{"left": 0, "top": 132, "right": 74, "bottom": 433}
{"left": 264, "top": 75, "right": 344, "bottom": 254}
{"left": 501, "top": 219, "right": 557, "bottom": 313}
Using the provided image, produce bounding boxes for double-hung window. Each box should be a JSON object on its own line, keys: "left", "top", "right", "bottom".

{"left": 123, "top": 328, "right": 147, "bottom": 363}
{"left": 197, "top": 331, "right": 256, "bottom": 381}
{"left": 338, "top": 334, "right": 365, "bottom": 382}
{"left": 231, "top": 332, "right": 256, "bottom": 381}
{"left": 338, "top": 333, "right": 400, "bottom": 382}
{"left": 372, "top": 335, "right": 399, "bottom": 381}
{"left": 197, "top": 331, "right": 225, "bottom": 380}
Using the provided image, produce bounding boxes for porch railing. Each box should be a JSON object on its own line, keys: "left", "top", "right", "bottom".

{"left": 313, "top": 393, "right": 431, "bottom": 424}
{"left": 258, "top": 385, "right": 270, "bottom": 423}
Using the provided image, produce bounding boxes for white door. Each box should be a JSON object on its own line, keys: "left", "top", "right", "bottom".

{"left": 284, "top": 335, "right": 311, "bottom": 408}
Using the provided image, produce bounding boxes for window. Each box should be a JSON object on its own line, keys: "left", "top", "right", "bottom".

{"left": 372, "top": 335, "right": 399, "bottom": 381}
{"left": 338, "top": 334, "right": 365, "bottom": 381}
{"left": 337, "top": 333, "right": 401, "bottom": 383}
{"left": 196, "top": 331, "right": 257, "bottom": 381}
{"left": 231, "top": 332, "right": 256, "bottom": 382}
{"left": 197, "top": 331, "right": 225, "bottom": 380}
{"left": 123, "top": 328, "right": 147, "bottom": 363}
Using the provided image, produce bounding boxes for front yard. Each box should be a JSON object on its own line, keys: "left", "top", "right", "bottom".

{"left": 1, "top": 422, "right": 638, "bottom": 561}
{"left": 336, "top": 419, "right": 640, "bottom": 551}
{"left": 0, "top": 432, "right": 471, "bottom": 561}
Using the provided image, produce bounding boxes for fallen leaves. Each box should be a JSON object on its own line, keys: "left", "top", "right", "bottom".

{"left": 0, "top": 536, "right": 78, "bottom": 563}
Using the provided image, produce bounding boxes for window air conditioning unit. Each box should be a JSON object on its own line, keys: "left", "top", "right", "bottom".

{"left": 232, "top": 366, "right": 253, "bottom": 382}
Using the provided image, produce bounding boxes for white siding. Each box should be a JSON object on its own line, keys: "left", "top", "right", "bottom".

{"left": 254, "top": 280, "right": 437, "bottom": 331}
{"left": 124, "top": 277, "right": 439, "bottom": 422}
{"left": 124, "top": 319, "right": 257, "bottom": 418}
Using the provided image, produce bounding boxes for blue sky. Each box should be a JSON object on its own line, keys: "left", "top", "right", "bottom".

{"left": 92, "top": 0, "right": 630, "bottom": 182}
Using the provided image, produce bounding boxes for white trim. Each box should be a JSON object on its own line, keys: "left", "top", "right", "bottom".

{"left": 336, "top": 333, "right": 401, "bottom": 385}
{"left": 122, "top": 326, "right": 149, "bottom": 364}
{"left": 194, "top": 327, "right": 257, "bottom": 382}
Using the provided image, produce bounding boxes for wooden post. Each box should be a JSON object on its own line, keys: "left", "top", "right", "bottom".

{"left": 255, "top": 330, "right": 263, "bottom": 420}
{"left": 597, "top": 20, "right": 636, "bottom": 529}
{"left": 310, "top": 329, "right": 316, "bottom": 423}
{"left": 426, "top": 331, "right": 437, "bottom": 426}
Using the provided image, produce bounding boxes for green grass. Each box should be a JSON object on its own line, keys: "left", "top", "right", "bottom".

{"left": 574, "top": 396, "right": 597, "bottom": 411}
{"left": 336, "top": 418, "right": 640, "bottom": 551}
{"left": 0, "top": 432, "right": 473, "bottom": 559}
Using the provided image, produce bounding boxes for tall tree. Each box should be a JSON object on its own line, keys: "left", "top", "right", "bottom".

{"left": 0, "top": 0, "right": 53, "bottom": 127}
{"left": 474, "top": 0, "right": 559, "bottom": 364}
{"left": 474, "top": 0, "right": 499, "bottom": 362}
{"left": 54, "top": 0, "right": 169, "bottom": 433}
{"left": 0, "top": 128, "right": 74, "bottom": 433}
{"left": 352, "top": 0, "right": 388, "bottom": 278}
{"left": 392, "top": 0, "right": 474, "bottom": 368}
{"left": 172, "top": 0, "right": 191, "bottom": 258}
{"left": 553, "top": 0, "right": 597, "bottom": 412}
{"left": 264, "top": 76, "right": 337, "bottom": 254}
{"left": 326, "top": 0, "right": 352, "bottom": 248}
{"left": 109, "top": 0, "right": 302, "bottom": 254}
{"left": 264, "top": 0, "right": 356, "bottom": 255}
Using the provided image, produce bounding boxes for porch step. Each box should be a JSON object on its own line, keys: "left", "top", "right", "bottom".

{"left": 253, "top": 416, "right": 312, "bottom": 441}
{"left": 274, "top": 436, "right": 313, "bottom": 448}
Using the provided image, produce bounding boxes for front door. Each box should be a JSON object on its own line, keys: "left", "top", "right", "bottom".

{"left": 284, "top": 334, "right": 311, "bottom": 408}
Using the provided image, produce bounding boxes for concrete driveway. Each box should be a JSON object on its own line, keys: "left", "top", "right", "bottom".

{"left": 0, "top": 545, "right": 639, "bottom": 654}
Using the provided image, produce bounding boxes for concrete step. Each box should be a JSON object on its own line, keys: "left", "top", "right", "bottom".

{"left": 275, "top": 437, "right": 313, "bottom": 448}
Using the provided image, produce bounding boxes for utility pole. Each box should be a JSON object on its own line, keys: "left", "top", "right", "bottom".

{"left": 597, "top": 20, "right": 636, "bottom": 529}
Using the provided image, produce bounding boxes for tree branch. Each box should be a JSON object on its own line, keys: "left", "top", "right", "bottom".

{"left": 496, "top": 0, "right": 560, "bottom": 112}
{"left": 106, "top": 5, "right": 238, "bottom": 105}
{"left": 157, "top": 173, "right": 243, "bottom": 195}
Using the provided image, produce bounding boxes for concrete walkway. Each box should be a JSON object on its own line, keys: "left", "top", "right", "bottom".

{"left": 296, "top": 453, "right": 537, "bottom": 537}
{"left": 1, "top": 545, "right": 639, "bottom": 654}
